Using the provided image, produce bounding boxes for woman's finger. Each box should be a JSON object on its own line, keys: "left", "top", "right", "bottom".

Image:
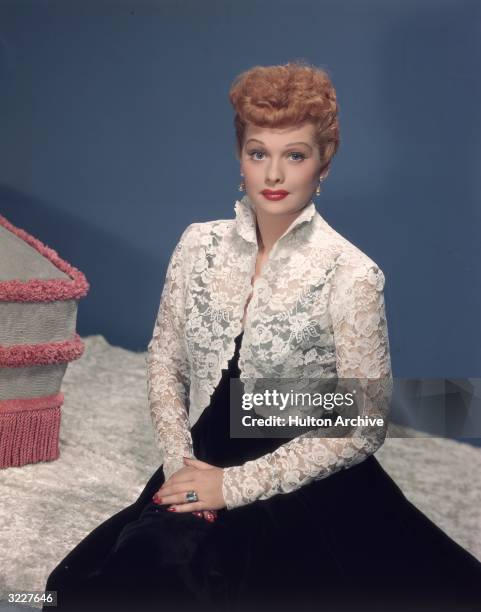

{"left": 190, "top": 510, "right": 217, "bottom": 522}
{"left": 191, "top": 510, "right": 217, "bottom": 522}
{"left": 167, "top": 501, "right": 204, "bottom": 513}
{"left": 154, "top": 492, "right": 202, "bottom": 506}
{"left": 154, "top": 478, "right": 196, "bottom": 499}
{"left": 183, "top": 457, "right": 213, "bottom": 470}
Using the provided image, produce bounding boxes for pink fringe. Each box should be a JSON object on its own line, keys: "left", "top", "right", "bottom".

{"left": 0, "top": 333, "right": 85, "bottom": 367}
{"left": 0, "top": 213, "right": 89, "bottom": 302}
{"left": 0, "top": 393, "right": 63, "bottom": 468}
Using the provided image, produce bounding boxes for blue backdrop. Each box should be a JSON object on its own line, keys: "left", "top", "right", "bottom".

{"left": 1, "top": 0, "right": 479, "bottom": 385}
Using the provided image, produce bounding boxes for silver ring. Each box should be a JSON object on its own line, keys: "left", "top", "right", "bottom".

{"left": 186, "top": 490, "right": 199, "bottom": 503}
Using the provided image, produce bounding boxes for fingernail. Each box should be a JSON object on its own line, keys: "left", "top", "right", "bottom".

{"left": 193, "top": 512, "right": 203, "bottom": 518}
{"left": 167, "top": 507, "right": 176, "bottom": 512}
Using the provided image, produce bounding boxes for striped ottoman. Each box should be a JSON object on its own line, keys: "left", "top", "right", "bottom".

{"left": 0, "top": 214, "right": 89, "bottom": 468}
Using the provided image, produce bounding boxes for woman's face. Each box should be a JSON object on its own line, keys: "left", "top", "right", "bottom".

{"left": 239, "top": 121, "right": 323, "bottom": 217}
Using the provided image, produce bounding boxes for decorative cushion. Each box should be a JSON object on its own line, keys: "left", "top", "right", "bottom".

{"left": 0, "top": 214, "right": 89, "bottom": 468}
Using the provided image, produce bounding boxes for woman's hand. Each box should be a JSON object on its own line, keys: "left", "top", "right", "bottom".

{"left": 153, "top": 457, "right": 226, "bottom": 514}
{"left": 153, "top": 465, "right": 217, "bottom": 521}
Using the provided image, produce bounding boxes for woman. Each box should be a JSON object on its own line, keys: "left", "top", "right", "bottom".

{"left": 44, "top": 61, "right": 481, "bottom": 612}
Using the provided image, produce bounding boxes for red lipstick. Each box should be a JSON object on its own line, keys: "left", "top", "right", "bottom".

{"left": 261, "top": 190, "right": 289, "bottom": 201}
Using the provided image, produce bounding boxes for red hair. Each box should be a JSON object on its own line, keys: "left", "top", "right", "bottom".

{"left": 229, "top": 60, "right": 340, "bottom": 176}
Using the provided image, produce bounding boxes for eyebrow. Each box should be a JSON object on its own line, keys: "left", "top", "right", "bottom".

{"left": 245, "top": 138, "right": 313, "bottom": 151}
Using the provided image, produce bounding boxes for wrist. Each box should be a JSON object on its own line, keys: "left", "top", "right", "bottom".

{"left": 163, "top": 452, "right": 194, "bottom": 481}
{"left": 221, "top": 464, "right": 255, "bottom": 510}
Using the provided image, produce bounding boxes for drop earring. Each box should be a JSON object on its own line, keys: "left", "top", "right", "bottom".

{"left": 238, "top": 175, "right": 245, "bottom": 192}
{"left": 315, "top": 175, "right": 325, "bottom": 196}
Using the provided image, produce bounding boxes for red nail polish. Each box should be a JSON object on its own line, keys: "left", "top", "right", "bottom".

{"left": 167, "top": 507, "right": 176, "bottom": 512}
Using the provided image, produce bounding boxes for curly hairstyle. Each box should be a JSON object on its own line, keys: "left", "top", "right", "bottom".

{"left": 229, "top": 60, "right": 340, "bottom": 177}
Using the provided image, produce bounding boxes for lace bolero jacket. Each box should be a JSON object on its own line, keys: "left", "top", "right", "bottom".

{"left": 146, "top": 195, "right": 393, "bottom": 510}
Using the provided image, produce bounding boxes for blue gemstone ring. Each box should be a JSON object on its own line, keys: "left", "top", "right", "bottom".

{"left": 186, "top": 490, "right": 199, "bottom": 503}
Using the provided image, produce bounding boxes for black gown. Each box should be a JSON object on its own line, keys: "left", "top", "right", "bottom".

{"left": 44, "top": 332, "right": 481, "bottom": 612}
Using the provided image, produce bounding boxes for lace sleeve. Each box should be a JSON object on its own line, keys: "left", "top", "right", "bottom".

{"left": 146, "top": 225, "right": 195, "bottom": 482}
{"left": 221, "top": 257, "right": 393, "bottom": 510}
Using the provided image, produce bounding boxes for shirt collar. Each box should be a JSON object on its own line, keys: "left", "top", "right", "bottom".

{"left": 234, "top": 194, "right": 317, "bottom": 246}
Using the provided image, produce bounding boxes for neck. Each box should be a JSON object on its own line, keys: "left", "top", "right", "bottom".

{"left": 254, "top": 206, "right": 305, "bottom": 253}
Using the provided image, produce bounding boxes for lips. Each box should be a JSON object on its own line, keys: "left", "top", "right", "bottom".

{"left": 261, "top": 190, "right": 289, "bottom": 201}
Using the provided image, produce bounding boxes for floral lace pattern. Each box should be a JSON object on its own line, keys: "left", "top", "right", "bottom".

{"left": 146, "top": 226, "right": 196, "bottom": 481}
{"left": 146, "top": 195, "right": 392, "bottom": 506}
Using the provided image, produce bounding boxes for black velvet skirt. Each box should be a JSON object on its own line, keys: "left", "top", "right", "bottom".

{"left": 44, "top": 332, "right": 481, "bottom": 612}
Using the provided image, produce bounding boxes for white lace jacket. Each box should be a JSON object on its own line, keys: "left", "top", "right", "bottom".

{"left": 146, "top": 195, "right": 393, "bottom": 510}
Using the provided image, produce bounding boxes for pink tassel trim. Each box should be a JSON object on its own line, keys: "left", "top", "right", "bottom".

{"left": 0, "top": 333, "right": 85, "bottom": 367}
{"left": 0, "top": 213, "right": 89, "bottom": 302}
{"left": 0, "top": 393, "right": 63, "bottom": 468}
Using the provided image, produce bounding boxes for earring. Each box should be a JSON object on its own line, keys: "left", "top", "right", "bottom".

{"left": 238, "top": 176, "right": 245, "bottom": 192}
{"left": 315, "top": 175, "right": 325, "bottom": 196}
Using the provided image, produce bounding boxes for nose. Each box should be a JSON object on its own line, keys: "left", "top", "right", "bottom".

{"left": 265, "top": 159, "right": 284, "bottom": 186}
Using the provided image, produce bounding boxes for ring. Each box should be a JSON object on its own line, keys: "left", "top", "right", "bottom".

{"left": 186, "top": 490, "right": 199, "bottom": 503}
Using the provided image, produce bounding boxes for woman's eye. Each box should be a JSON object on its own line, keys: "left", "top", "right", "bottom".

{"left": 247, "top": 150, "right": 306, "bottom": 162}
{"left": 249, "top": 150, "right": 265, "bottom": 161}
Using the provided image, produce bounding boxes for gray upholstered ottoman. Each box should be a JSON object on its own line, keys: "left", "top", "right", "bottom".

{"left": 0, "top": 214, "right": 89, "bottom": 468}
